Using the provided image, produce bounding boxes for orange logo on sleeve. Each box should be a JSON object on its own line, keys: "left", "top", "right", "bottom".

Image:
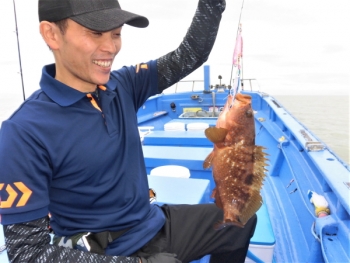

{"left": 0, "top": 182, "right": 32, "bottom": 208}
{"left": 136, "top": 63, "right": 148, "bottom": 73}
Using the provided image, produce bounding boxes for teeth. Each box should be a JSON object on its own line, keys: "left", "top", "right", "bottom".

{"left": 93, "top": 60, "right": 111, "bottom": 68}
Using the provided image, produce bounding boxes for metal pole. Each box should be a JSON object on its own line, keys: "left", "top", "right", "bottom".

{"left": 13, "top": 0, "right": 25, "bottom": 100}
{"left": 203, "top": 65, "right": 210, "bottom": 92}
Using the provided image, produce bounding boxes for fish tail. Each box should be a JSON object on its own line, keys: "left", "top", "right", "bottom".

{"left": 214, "top": 219, "right": 245, "bottom": 230}
{"left": 214, "top": 220, "right": 229, "bottom": 230}
{"left": 239, "top": 192, "right": 263, "bottom": 226}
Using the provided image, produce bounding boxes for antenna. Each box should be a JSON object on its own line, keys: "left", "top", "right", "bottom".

{"left": 12, "top": 0, "right": 25, "bottom": 100}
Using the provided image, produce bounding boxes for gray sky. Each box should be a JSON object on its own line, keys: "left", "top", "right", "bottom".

{"left": 0, "top": 0, "right": 349, "bottom": 119}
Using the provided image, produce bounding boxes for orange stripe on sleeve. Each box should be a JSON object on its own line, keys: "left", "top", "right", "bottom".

{"left": 14, "top": 182, "right": 32, "bottom": 207}
{"left": 0, "top": 185, "right": 18, "bottom": 208}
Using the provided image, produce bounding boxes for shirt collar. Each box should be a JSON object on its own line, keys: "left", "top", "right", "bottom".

{"left": 40, "top": 64, "right": 86, "bottom": 106}
{"left": 39, "top": 64, "right": 117, "bottom": 107}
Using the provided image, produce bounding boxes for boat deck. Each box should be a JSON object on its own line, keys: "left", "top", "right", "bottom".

{"left": 138, "top": 90, "right": 350, "bottom": 263}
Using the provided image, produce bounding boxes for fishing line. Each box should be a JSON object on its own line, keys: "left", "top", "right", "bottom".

{"left": 229, "top": 0, "right": 245, "bottom": 88}
{"left": 12, "top": 0, "right": 26, "bottom": 100}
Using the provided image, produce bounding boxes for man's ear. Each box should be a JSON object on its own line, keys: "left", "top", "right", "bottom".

{"left": 39, "top": 21, "right": 60, "bottom": 50}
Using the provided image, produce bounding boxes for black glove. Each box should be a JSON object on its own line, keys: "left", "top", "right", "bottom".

{"left": 140, "top": 253, "right": 181, "bottom": 263}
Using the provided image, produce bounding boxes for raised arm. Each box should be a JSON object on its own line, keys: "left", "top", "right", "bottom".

{"left": 157, "top": 0, "right": 226, "bottom": 92}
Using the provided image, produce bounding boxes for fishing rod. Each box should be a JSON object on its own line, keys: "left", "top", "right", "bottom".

{"left": 12, "top": 0, "right": 26, "bottom": 100}
{"left": 229, "top": 0, "right": 245, "bottom": 88}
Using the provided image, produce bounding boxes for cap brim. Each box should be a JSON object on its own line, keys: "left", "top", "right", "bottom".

{"left": 71, "top": 8, "right": 149, "bottom": 32}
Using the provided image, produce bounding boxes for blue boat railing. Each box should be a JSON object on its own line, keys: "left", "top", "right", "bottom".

{"left": 171, "top": 78, "right": 259, "bottom": 93}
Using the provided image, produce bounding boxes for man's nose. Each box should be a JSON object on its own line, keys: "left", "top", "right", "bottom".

{"left": 101, "top": 35, "right": 119, "bottom": 54}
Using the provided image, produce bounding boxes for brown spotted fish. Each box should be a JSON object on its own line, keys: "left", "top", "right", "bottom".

{"left": 203, "top": 93, "right": 268, "bottom": 228}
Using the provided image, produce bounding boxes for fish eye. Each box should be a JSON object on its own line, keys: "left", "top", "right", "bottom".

{"left": 246, "top": 109, "right": 253, "bottom": 118}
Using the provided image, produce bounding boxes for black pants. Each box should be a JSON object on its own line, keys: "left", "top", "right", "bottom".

{"left": 134, "top": 204, "right": 257, "bottom": 263}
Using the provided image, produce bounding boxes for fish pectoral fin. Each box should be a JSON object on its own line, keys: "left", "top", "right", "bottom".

{"left": 211, "top": 187, "right": 217, "bottom": 199}
{"left": 203, "top": 151, "right": 215, "bottom": 169}
{"left": 239, "top": 191, "right": 262, "bottom": 226}
{"left": 211, "top": 187, "right": 224, "bottom": 209}
{"left": 205, "top": 127, "right": 228, "bottom": 143}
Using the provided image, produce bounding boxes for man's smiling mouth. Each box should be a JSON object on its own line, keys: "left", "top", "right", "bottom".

{"left": 92, "top": 60, "right": 112, "bottom": 68}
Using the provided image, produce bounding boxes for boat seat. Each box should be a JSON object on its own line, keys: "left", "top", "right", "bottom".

{"left": 186, "top": 122, "right": 209, "bottom": 131}
{"left": 143, "top": 131, "right": 212, "bottom": 147}
{"left": 138, "top": 126, "right": 154, "bottom": 142}
{"left": 164, "top": 122, "right": 186, "bottom": 131}
{"left": 165, "top": 119, "right": 217, "bottom": 127}
{"left": 148, "top": 176, "right": 210, "bottom": 205}
{"left": 142, "top": 145, "right": 214, "bottom": 191}
{"left": 142, "top": 145, "right": 212, "bottom": 172}
{"left": 150, "top": 165, "right": 191, "bottom": 178}
{"left": 137, "top": 110, "right": 168, "bottom": 124}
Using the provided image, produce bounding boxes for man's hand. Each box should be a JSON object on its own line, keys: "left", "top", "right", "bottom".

{"left": 139, "top": 253, "right": 181, "bottom": 263}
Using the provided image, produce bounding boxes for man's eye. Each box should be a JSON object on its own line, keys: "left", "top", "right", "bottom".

{"left": 92, "top": 31, "right": 102, "bottom": 36}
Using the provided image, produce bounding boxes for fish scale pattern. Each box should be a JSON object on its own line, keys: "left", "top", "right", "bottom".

{"left": 204, "top": 94, "right": 269, "bottom": 228}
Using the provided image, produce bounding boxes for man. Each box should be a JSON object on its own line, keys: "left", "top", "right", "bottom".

{"left": 0, "top": 0, "right": 257, "bottom": 262}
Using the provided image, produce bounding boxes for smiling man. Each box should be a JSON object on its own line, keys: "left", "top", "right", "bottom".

{"left": 43, "top": 19, "right": 123, "bottom": 92}
{"left": 0, "top": 0, "right": 257, "bottom": 262}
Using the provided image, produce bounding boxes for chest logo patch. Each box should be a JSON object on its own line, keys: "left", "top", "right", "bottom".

{"left": 0, "top": 182, "right": 32, "bottom": 208}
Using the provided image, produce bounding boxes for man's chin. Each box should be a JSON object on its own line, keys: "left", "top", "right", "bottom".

{"left": 95, "top": 74, "right": 111, "bottom": 86}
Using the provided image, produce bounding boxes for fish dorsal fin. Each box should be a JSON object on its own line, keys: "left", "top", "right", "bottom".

{"left": 203, "top": 151, "right": 215, "bottom": 169}
{"left": 205, "top": 127, "right": 228, "bottom": 143}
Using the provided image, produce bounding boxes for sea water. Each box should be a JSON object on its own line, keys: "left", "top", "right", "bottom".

{"left": 274, "top": 95, "right": 349, "bottom": 164}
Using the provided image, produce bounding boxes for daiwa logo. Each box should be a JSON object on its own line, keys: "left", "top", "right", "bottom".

{"left": 0, "top": 182, "right": 32, "bottom": 208}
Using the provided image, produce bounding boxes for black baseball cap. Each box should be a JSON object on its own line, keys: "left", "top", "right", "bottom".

{"left": 38, "top": 0, "right": 149, "bottom": 31}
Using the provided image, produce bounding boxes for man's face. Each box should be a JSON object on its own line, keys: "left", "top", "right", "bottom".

{"left": 54, "top": 19, "right": 122, "bottom": 92}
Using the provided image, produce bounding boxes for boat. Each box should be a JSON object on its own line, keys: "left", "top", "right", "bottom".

{"left": 136, "top": 65, "right": 350, "bottom": 263}
{"left": 1, "top": 2, "right": 349, "bottom": 261}
{"left": 0, "top": 65, "right": 349, "bottom": 262}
